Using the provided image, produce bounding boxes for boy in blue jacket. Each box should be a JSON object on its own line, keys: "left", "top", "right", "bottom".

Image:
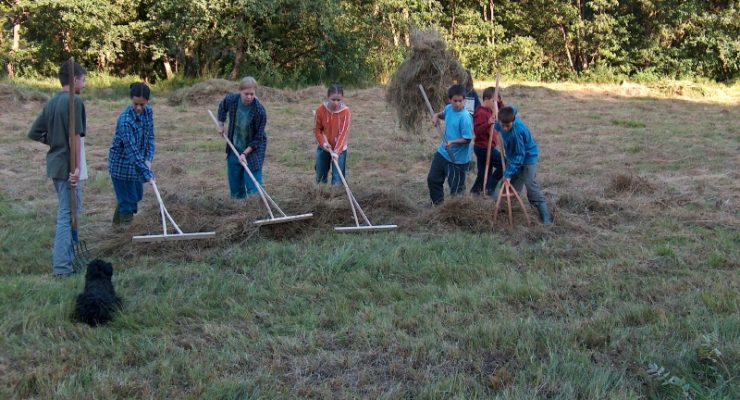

{"left": 495, "top": 106, "right": 553, "bottom": 225}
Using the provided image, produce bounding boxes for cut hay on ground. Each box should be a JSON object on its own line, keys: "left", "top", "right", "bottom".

{"left": 386, "top": 29, "right": 467, "bottom": 135}
{"left": 168, "top": 79, "right": 307, "bottom": 106}
{"left": 0, "top": 84, "right": 49, "bottom": 105}
{"left": 606, "top": 174, "right": 655, "bottom": 196}
{"left": 95, "top": 181, "right": 639, "bottom": 257}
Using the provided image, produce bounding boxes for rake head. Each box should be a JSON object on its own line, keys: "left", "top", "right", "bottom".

{"left": 72, "top": 239, "right": 91, "bottom": 273}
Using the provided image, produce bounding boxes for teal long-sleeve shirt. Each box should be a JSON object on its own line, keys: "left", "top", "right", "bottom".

{"left": 494, "top": 107, "right": 539, "bottom": 178}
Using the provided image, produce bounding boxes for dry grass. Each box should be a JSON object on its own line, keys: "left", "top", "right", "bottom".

{"left": 2, "top": 79, "right": 738, "bottom": 257}
{"left": 168, "top": 79, "right": 327, "bottom": 106}
{"left": 0, "top": 83, "right": 49, "bottom": 105}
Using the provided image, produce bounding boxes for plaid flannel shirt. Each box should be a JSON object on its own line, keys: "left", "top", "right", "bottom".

{"left": 108, "top": 105, "right": 155, "bottom": 181}
{"left": 218, "top": 93, "right": 267, "bottom": 171}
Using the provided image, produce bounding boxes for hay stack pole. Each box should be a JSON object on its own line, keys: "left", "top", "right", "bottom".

{"left": 482, "top": 73, "right": 501, "bottom": 191}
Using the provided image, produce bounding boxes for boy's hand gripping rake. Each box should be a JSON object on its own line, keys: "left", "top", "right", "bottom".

{"left": 330, "top": 155, "right": 397, "bottom": 233}
{"left": 67, "top": 57, "right": 91, "bottom": 271}
{"left": 418, "top": 85, "right": 456, "bottom": 164}
{"left": 207, "top": 109, "right": 312, "bottom": 226}
{"left": 132, "top": 182, "right": 216, "bottom": 242}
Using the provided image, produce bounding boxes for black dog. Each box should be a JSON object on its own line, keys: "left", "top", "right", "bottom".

{"left": 73, "top": 259, "right": 122, "bottom": 326}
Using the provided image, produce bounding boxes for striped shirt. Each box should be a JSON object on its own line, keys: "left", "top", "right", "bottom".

{"left": 108, "top": 105, "right": 155, "bottom": 181}
{"left": 218, "top": 93, "right": 267, "bottom": 172}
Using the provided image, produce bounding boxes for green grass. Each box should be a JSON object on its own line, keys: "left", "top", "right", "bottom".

{"left": 6, "top": 73, "right": 199, "bottom": 100}
{"left": 2, "top": 205, "right": 738, "bottom": 398}
{"left": 611, "top": 119, "right": 647, "bottom": 129}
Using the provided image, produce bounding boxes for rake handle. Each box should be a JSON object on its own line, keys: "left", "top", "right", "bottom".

{"left": 482, "top": 73, "right": 501, "bottom": 192}
{"left": 418, "top": 85, "right": 456, "bottom": 164}
{"left": 67, "top": 57, "right": 79, "bottom": 235}
{"left": 207, "top": 109, "right": 285, "bottom": 218}
{"left": 332, "top": 155, "right": 371, "bottom": 227}
{"left": 151, "top": 181, "right": 184, "bottom": 235}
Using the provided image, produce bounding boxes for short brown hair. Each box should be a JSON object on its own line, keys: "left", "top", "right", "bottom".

{"left": 58, "top": 60, "right": 85, "bottom": 87}
{"left": 482, "top": 87, "right": 496, "bottom": 100}
{"left": 498, "top": 106, "right": 515, "bottom": 123}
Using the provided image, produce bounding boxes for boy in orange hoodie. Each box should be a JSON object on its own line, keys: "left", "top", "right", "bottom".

{"left": 314, "top": 84, "right": 351, "bottom": 185}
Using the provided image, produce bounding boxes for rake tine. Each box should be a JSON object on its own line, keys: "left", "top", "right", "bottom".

{"left": 72, "top": 240, "right": 91, "bottom": 272}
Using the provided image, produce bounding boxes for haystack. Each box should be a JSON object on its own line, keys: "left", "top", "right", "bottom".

{"left": 385, "top": 29, "right": 467, "bottom": 135}
{"left": 168, "top": 79, "right": 300, "bottom": 106}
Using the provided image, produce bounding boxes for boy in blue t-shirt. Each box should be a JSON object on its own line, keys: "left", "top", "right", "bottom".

{"left": 427, "top": 84, "right": 473, "bottom": 205}
{"left": 494, "top": 106, "right": 552, "bottom": 225}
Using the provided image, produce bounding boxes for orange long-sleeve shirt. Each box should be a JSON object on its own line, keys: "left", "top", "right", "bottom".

{"left": 314, "top": 101, "right": 351, "bottom": 152}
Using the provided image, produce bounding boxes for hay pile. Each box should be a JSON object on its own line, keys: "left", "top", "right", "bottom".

{"left": 168, "top": 79, "right": 235, "bottom": 105}
{"left": 606, "top": 174, "right": 655, "bottom": 196}
{"left": 168, "top": 79, "right": 305, "bottom": 106}
{"left": 0, "top": 84, "right": 49, "bottom": 105}
{"left": 386, "top": 29, "right": 467, "bottom": 135}
{"left": 98, "top": 181, "right": 619, "bottom": 259}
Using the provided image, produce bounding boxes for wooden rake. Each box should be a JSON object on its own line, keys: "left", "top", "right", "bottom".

{"left": 418, "top": 84, "right": 456, "bottom": 163}
{"left": 207, "top": 109, "right": 312, "bottom": 226}
{"left": 482, "top": 73, "right": 501, "bottom": 193}
{"left": 132, "top": 181, "right": 216, "bottom": 242}
{"left": 330, "top": 155, "right": 397, "bottom": 232}
{"left": 493, "top": 134, "right": 531, "bottom": 227}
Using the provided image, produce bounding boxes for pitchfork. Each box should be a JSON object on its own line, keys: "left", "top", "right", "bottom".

{"left": 67, "top": 57, "right": 91, "bottom": 271}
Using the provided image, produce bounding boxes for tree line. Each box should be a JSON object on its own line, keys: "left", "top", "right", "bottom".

{"left": 2, "top": 0, "right": 738, "bottom": 85}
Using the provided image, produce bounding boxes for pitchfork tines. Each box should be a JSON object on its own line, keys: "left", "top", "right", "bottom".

{"left": 72, "top": 233, "right": 91, "bottom": 272}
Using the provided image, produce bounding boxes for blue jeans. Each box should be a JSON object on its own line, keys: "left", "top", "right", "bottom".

{"left": 52, "top": 179, "right": 82, "bottom": 275}
{"left": 315, "top": 147, "right": 347, "bottom": 185}
{"left": 112, "top": 177, "right": 144, "bottom": 215}
{"left": 227, "top": 152, "right": 262, "bottom": 198}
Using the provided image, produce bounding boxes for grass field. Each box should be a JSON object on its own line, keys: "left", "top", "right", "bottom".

{"left": 0, "top": 79, "right": 738, "bottom": 399}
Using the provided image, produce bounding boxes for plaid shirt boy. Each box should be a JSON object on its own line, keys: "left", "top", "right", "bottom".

{"left": 218, "top": 93, "right": 267, "bottom": 172}
{"left": 108, "top": 105, "right": 155, "bottom": 181}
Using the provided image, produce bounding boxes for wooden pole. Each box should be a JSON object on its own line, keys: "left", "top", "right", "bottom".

{"left": 67, "top": 57, "right": 78, "bottom": 235}
{"left": 418, "top": 85, "right": 456, "bottom": 164}
{"left": 482, "top": 73, "right": 500, "bottom": 193}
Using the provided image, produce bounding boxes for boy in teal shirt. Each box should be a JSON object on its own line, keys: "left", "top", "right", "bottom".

{"left": 427, "top": 84, "right": 473, "bottom": 205}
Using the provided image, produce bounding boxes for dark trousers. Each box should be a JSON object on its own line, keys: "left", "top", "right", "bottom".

{"left": 510, "top": 164, "right": 546, "bottom": 205}
{"left": 470, "top": 145, "right": 503, "bottom": 196}
{"left": 427, "top": 152, "right": 467, "bottom": 205}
